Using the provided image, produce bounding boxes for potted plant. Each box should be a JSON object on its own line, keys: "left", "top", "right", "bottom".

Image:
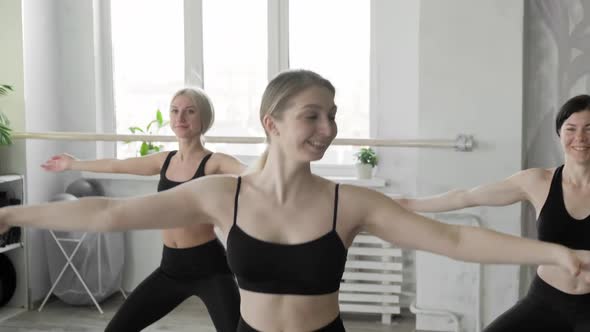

{"left": 0, "top": 84, "right": 13, "bottom": 146}
{"left": 128, "top": 108, "right": 169, "bottom": 156}
{"left": 354, "top": 147, "right": 378, "bottom": 179}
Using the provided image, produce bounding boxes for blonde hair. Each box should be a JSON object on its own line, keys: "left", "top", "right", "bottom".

{"left": 170, "top": 88, "right": 215, "bottom": 135}
{"left": 249, "top": 69, "right": 335, "bottom": 172}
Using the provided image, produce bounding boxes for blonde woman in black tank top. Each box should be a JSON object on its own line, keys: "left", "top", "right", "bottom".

{"left": 5, "top": 72, "right": 590, "bottom": 332}
{"left": 396, "top": 95, "right": 590, "bottom": 331}
{"left": 41, "top": 88, "right": 245, "bottom": 332}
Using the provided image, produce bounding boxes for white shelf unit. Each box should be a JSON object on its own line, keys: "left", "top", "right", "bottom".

{"left": 339, "top": 233, "right": 403, "bottom": 324}
{"left": 0, "top": 175, "right": 29, "bottom": 322}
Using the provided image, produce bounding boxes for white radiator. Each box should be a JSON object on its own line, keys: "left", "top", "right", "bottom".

{"left": 339, "top": 233, "right": 403, "bottom": 324}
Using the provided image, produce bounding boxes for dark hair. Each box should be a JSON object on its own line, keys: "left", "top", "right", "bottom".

{"left": 555, "top": 94, "right": 590, "bottom": 136}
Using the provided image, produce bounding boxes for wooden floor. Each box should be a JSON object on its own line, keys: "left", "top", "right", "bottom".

{"left": 0, "top": 294, "right": 417, "bottom": 331}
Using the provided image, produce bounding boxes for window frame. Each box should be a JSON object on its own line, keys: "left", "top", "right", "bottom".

{"left": 97, "top": 0, "right": 377, "bottom": 174}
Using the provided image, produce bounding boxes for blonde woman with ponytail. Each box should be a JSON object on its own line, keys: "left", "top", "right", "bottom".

{"left": 4, "top": 71, "right": 590, "bottom": 331}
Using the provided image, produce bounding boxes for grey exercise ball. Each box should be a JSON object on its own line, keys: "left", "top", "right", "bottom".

{"left": 65, "top": 179, "right": 104, "bottom": 198}
{"left": 50, "top": 193, "right": 78, "bottom": 202}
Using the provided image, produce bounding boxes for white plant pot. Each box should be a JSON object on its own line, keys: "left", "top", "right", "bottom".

{"left": 356, "top": 163, "right": 374, "bottom": 179}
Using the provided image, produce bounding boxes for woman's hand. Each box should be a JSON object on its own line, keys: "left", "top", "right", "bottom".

{"left": 41, "top": 153, "right": 77, "bottom": 172}
{"left": 0, "top": 208, "right": 9, "bottom": 234}
{"left": 559, "top": 249, "right": 590, "bottom": 281}
{"left": 571, "top": 249, "right": 590, "bottom": 283}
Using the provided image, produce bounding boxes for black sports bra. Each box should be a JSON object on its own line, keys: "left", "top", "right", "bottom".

{"left": 157, "top": 151, "right": 212, "bottom": 192}
{"left": 226, "top": 177, "right": 348, "bottom": 295}
{"left": 537, "top": 165, "right": 590, "bottom": 250}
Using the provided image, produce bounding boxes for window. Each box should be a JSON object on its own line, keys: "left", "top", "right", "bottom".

{"left": 110, "top": 0, "right": 183, "bottom": 156}
{"left": 110, "top": 0, "right": 370, "bottom": 165}
{"left": 290, "top": 0, "right": 369, "bottom": 164}
{"left": 202, "top": 0, "right": 268, "bottom": 157}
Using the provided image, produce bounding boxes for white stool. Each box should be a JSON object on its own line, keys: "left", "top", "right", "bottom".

{"left": 39, "top": 231, "right": 127, "bottom": 314}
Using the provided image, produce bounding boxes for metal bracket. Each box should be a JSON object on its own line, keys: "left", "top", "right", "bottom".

{"left": 454, "top": 134, "right": 474, "bottom": 152}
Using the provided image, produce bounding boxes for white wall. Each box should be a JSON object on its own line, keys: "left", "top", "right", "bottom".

{"left": 416, "top": 0, "right": 524, "bottom": 331}
{"left": 55, "top": 0, "right": 100, "bottom": 167}
{"left": 21, "top": 0, "right": 66, "bottom": 303}
{"left": 372, "top": 0, "right": 420, "bottom": 195}
{"left": 18, "top": 0, "right": 102, "bottom": 303}
{"left": 371, "top": 0, "right": 421, "bottom": 307}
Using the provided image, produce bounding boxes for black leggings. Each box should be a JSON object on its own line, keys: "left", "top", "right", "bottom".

{"left": 484, "top": 275, "right": 590, "bottom": 332}
{"left": 105, "top": 240, "right": 240, "bottom": 332}
{"left": 237, "top": 315, "right": 345, "bottom": 332}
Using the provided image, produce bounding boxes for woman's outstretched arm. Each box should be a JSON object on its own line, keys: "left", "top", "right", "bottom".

{"left": 347, "top": 185, "right": 590, "bottom": 279}
{"left": 41, "top": 152, "right": 167, "bottom": 176}
{"left": 394, "top": 169, "right": 544, "bottom": 212}
{"left": 0, "top": 175, "right": 236, "bottom": 233}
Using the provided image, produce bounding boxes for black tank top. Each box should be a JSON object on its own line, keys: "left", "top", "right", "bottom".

{"left": 226, "top": 177, "right": 348, "bottom": 295}
{"left": 537, "top": 165, "right": 590, "bottom": 250}
{"left": 157, "top": 151, "right": 213, "bottom": 192}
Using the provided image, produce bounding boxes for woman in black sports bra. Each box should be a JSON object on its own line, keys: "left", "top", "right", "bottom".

{"left": 5, "top": 71, "right": 590, "bottom": 332}
{"left": 41, "top": 88, "right": 245, "bottom": 332}
{"left": 397, "top": 95, "right": 590, "bottom": 331}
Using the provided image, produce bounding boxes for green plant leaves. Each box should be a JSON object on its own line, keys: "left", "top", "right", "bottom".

{"left": 129, "top": 108, "right": 168, "bottom": 155}
{"left": 156, "top": 109, "right": 163, "bottom": 126}
{"left": 128, "top": 126, "right": 144, "bottom": 134}
{"left": 354, "top": 147, "right": 378, "bottom": 167}
{"left": 0, "top": 86, "right": 13, "bottom": 145}
{"left": 146, "top": 110, "right": 167, "bottom": 133}
{"left": 139, "top": 142, "right": 162, "bottom": 156}
{"left": 0, "top": 112, "right": 10, "bottom": 127}
{"left": 0, "top": 112, "right": 12, "bottom": 145}
{"left": 0, "top": 123, "right": 12, "bottom": 145}
{"left": 139, "top": 142, "right": 148, "bottom": 156}
{"left": 146, "top": 120, "right": 158, "bottom": 133}
{"left": 0, "top": 85, "right": 13, "bottom": 96}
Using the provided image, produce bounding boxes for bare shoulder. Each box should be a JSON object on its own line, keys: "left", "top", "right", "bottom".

{"left": 183, "top": 174, "right": 239, "bottom": 195}
{"left": 334, "top": 183, "right": 406, "bottom": 244}
{"left": 338, "top": 182, "right": 383, "bottom": 198}
{"left": 208, "top": 152, "right": 237, "bottom": 164}
{"left": 337, "top": 184, "right": 395, "bottom": 219}
{"left": 152, "top": 151, "right": 171, "bottom": 164}
{"left": 513, "top": 167, "right": 554, "bottom": 186}
{"left": 311, "top": 175, "right": 394, "bottom": 206}
{"left": 206, "top": 153, "right": 245, "bottom": 175}
{"left": 510, "top": 167, "right": 555, "bottom": 207}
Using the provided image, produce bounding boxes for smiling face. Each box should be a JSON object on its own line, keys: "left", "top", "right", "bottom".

{"left": 559, "top": 110, "right": 590, "bottom": 164}
{"left": 170, "top": 94, "right": 202, "bottom": 139}
{"left": 258, "top": 70, "right": 337, "bottom": 166}
{"left": 270, "top": 86, "right": 338, "bottom": 162}
{"left": 168, "top": 88, "right": 215, "bottom": 141}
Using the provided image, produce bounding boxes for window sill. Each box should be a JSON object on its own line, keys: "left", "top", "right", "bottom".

{"left": 81, "top": 172, "right": 387, "bottom": 188}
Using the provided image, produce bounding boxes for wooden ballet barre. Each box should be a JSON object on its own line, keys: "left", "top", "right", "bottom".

{"left": 11, "top": 131, "right": 474, "bottom": 151}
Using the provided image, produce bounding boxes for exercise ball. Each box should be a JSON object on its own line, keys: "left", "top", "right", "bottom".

{"left": 0, "top": 254, "right": 16, "bottom": 307}
{"left": 65, "top": 179, "right": 104, "bottom": 198}
{"left": 50, "top": 193, "right": 78, "bottom": 202}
